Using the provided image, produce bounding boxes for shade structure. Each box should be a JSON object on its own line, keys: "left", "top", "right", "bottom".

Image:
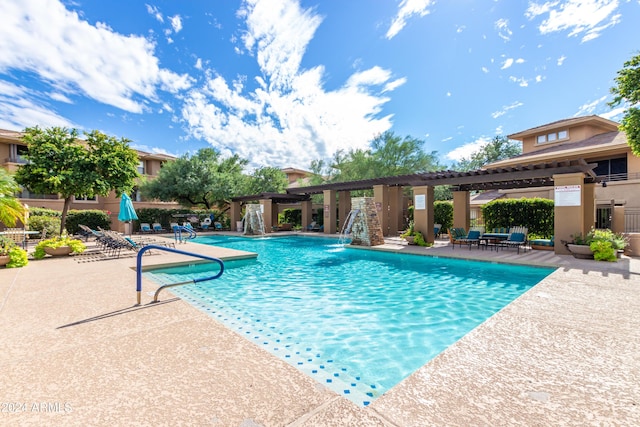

{"left": 118, "top": 193, "right": 138, "bottom": 222}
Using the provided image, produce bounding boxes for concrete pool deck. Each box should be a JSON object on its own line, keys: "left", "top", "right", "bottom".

{"left": 0, "top": 233, "right": 638, "bottom": 426}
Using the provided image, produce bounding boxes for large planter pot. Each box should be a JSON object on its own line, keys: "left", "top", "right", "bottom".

{"left": 404, "top": 236, "right": 415, "bottom": 245}
{"left": 43, "top": 246, "right": 72, "bottom": 257}
{"left": 566, "top": 244, "right": 594, "bottom": 260}
{"left": 0, "top": 255, "right": 10, "bottom": 266}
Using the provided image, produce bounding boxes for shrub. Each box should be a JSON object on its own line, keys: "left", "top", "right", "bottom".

{"left": 66, "top": 209, "right": 111, "bottom": 234}
{"left": 28, "top": 215, "right": 61, "bottom": 238}
{"left": 434, "top": 201, "right": 453, "bottom": 232}
{"left": 281, "top": 208, "right": 301, "bottom": 225}
{"left": 482, "top": 198, "right": 554, "bottom": 237}
{"left": 7, "top": 247, "right": 28, "bottom": 268}
{"left": 29, "top": 207, "right": 61, "bottom": 218}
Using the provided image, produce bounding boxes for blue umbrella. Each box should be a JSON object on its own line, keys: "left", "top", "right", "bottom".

{"left": 118, "top": 193, "right": 138, "bottom": 222}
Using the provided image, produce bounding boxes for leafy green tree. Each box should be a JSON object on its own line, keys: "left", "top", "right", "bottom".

{"left": 15, "top": 127, "right": 140, "bottom": 234}
{"left": 0, "top": 168, "right": 26, "bottom": 227}
{"left": 609, "top": 52, "right": 640, "bottom": 156}
{"left": 311, "top": 131, "right": 444, "bottom": 184}
{"left": 140, "top": 148, "right": 248, "bottom": 209}
{"left": 243, "top": 166, "right": 289, "bottom": 195}
{"left": 455, "top": 135, "right": 521, "bottom": 171}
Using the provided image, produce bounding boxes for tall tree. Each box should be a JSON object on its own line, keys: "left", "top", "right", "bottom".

{"left": 140, "top": 148, "right": 248, "bottom": 209}
{"left": 243, "top": 166, "right": 289, "bottom": 195}
{"left": 609, "top": 52, "right": 640, "bottom": 156}
{"left": 318, "top": 131, "right": 444, "bottom": 183}
{"left": 15, "top": 127, "right": 140, "bottom": 234}
{"left": 455, "top": 135, "right": 521, "bottom": 171}
{"left": 0, "top": 168, "right": 26, "bottom": 227}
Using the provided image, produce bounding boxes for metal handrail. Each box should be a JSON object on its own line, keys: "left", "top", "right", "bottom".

{"left": 174, "top": 225, "right": 197, "bottom": 243}
{"left": 135, "top": 245, "right": 224, "bottom": 305}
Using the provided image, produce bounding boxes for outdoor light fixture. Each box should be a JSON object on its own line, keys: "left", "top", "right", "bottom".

{"left": 602, "top": 181, "right": 608, "bottom": 187}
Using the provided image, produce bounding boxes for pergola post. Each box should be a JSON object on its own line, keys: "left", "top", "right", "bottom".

{"left": 453, "top": 190, "right": 470, "bottom": 231}
{"left": 260, "top": 199, "right": 274, "bottom": 233}
{"left": 388, "top": 186, "right": 404, "bottom": 235}
{"left": 412, "top": 186, "right": 435, "bottom": 244}
{"left": 301, "top": 200, "right": 313, "bottom": 230}
{"left": 230, "top": 201, "right": 242, "bottom": 231}
{"left": 338, "top": 190, "right": 351, "bottom": 232}
{"left": 323, "top": 189, "right": 337, "bottom": 234}
{"left": 373, "top": 184, "right": 389, "bottom": 236}
{"left": 553, "top": 173, "right": 593, "bottom": 255}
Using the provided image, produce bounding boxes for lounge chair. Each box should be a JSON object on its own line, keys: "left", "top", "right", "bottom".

{"left": 152, "top": 223, "right": 165, "bottom": 233}
{"left": 500, "top": 226, "right": 529, "bottom": 253}
{"left": 454, "top": 229, "right": 482, "bottom": 249}
{"left": 447, "top": 227, "right": 467, "bottom": 245}
{"left": 530, "top": 236, "right": 554, "bottom": 251}
{"left": 140, "top": 223, "right": 152, "bottom": 233}
{"left": 434, "top": 224, "right": 442, "bottom": 238}
{"left": 306, "top": 221, "right": 317, "bottom": 231}
{"left": 200, "top": 217, "right": 212, "bottom": 230}
{"left": 214, "top": 221, "right": 223, "bottom": 231}
{"left": 170, "top": 222, "right": 180, "bottom": 232}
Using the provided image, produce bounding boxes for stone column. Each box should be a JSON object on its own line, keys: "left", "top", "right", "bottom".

{"left": 323, "top": 189, "right": 337, "bottom": 234}
{"left": 373, "top": 184, "right": 389, "bottom": 236}
{"left": 230, "top": 201, "right": 242, "bottom": 231}
{"left": 350, "top": 197, "right": 385, "bottom": 246}
{"left": 553, "top": 173, "right": 591, "bottom": 255}
{"left": 412, "top": 185, "right": 435, "bottom": 244}
{"left": 388, "top": 186, "right": 404, "bottom": 235}
{"left": 453, "top": 190, "right": 470, "bottom": 231}
{"left": 338, "top": 191, "right": 351, "bottom": 232}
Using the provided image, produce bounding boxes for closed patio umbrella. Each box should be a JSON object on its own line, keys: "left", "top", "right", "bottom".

{"left": 118, "top": 193, "right": 138, "bottom": 234}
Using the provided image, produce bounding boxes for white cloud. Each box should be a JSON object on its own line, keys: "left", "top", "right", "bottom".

{"left": 386, "top": 0, "right": 435, "bottom": 39}
{"left": 509, "top": 76, "right": 529, "bottom": 87}
{"left": 481, "top": 66, "right": 489, "bottom": 73}
{"left": 501, "top": 58, "right": 515, "bottom": 69}
{"left": 0, "top": 0, "right": 193, "bottom": 114}
{"left": 182, "top": 0, "right": 401, "bottom": 169}
{"left": 557, "top": 55, "right": 567, "bottom": 65}
{"left": 170, "top": 15, "right": 183, "bottom": 33}
{"left": 526, "top": 0, "right": 621, "bottom": 42}
{"left": 574, "top": 95, "right": 607, "bottom": 116}
{"left": 146, "top": 4, "right": 163, "bottom": 23}
{"left": 0, "top": 80, "right": 77, "bottom": 130}
{"left": 195, "top": 58, "right": 203, "bottom": 70}
{"left": 600, "top": 107, "right": 625, "bottom": 121}
{"left": 50, "top": 92, "right": 73, "bottom": 103}
{"left": 491, "top": 101, "right": 524, "bottom": 119}
{"left": 446, "top": 136, "right": 491, "bottom": 161}
{"left": 495, "top": 18, "right": 513, "bottom": 41}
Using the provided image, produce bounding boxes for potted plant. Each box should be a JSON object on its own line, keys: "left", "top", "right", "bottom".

{"left": 400, "top": 221, "right": 416, "bottom": 244}
{"left": 33, "top": 235, "right": 86, "bottom": 259}
{"left": 400, "top": 221, "right": 431, "bottom": 247}
{"left": 0, "top": 236, "right": 28, "bottom": 268}
{"left": 566, "top": 228, "right": 628, "bottom": 261}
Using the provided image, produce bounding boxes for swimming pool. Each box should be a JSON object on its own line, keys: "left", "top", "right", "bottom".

{"left": 144, "top": 235, "right": 553, "bottom": 406}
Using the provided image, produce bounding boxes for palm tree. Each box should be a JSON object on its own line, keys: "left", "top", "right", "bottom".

{"left": 0, "top": 168, "right": 26, "bottom": 227}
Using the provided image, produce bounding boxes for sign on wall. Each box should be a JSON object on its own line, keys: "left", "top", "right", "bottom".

{"left": 414, "top": 194, "right": 426, "bottom": 210}
{"left": 555, "top": 185, "right": 581, "bottom": 206}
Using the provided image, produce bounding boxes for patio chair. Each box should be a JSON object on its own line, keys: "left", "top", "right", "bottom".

{"left": 213, "top": 221, "right": 223, "bottom": 231}
{"left": 152, "top": 223, "right": 165, "bottom": 233}
{"left": 200, "top": 217, "right": 212, "bottom": 230}
{"left": 434, "top": 224, "right": 442, "bottom": 238}
{"left": 447, "top": 227, "right": 467, "bottom": 245}
{"left": 140, "top": 223, "right": 152, "bottom": 233}
{"left": 306, "top": 221, "right": 317, "bottom": 231}
{"left": 4, "top": 228, "right": 26, "bottom": 249}
{"left": 454, "top": 229, "right": 482, "bottom": 250}
{"left": 170, "top": 222, "right": 180, "bottom": 232}
{"left": 530, "top": 236, "right": 554, "bottom": 251}
{"left": 500, "top": 227, "right": 529, "bottom": 254}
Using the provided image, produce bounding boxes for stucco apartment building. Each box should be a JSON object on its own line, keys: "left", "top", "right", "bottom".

{"left": 0, "top": 129, "right": 181, "bottom": 233}
{"left": 486, "top": 115, "right": 640, "bottom": 233}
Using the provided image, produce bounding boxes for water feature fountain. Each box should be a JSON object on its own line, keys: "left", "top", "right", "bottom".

{"left": 242, "top": 204, "right": 266, "bottom": 236}
{"left": 341, "top": 197, "right": 385, "bottom": 246}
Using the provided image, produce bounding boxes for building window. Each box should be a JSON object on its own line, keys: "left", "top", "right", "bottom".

{"left": 536, "top": 129, "right": 568, "bottom": 144}
{"left": 131, "top": 188, "right": 143, "bottom": 202}
{"left": 137, "top": 160, "right": 146, "bottom": 174}
{"left": 9, "top": 144, "right": 29, "bottom": 163}
{"left": 593, "top": 157, "right": 627, "bottom": 181}
{"left": 74, "top": 194, "right": 97, "bottom": 203}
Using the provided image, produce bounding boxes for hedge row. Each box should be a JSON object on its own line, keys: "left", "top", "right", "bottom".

{"left": 482, "top": 198, "right": 554, "bottom": 237}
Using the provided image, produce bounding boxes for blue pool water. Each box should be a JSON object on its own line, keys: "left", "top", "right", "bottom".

{"left": 144, "top": 235, "right": 553, "bottom": 406}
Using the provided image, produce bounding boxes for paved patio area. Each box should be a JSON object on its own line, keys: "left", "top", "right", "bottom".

{"left": 1, "top": 233, "right": 638, "bottom": 426}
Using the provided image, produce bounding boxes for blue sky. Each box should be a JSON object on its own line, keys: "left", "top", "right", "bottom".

{"left": 0, "top": 0, "right": 638, "bottom": 171}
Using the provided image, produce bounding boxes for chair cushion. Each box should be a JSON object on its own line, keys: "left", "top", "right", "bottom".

{"left": 509, "top": 232, "right": 525, "bottom": 242}
{"left": 466, "top": 230, "right": 481, "bottom": 239}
